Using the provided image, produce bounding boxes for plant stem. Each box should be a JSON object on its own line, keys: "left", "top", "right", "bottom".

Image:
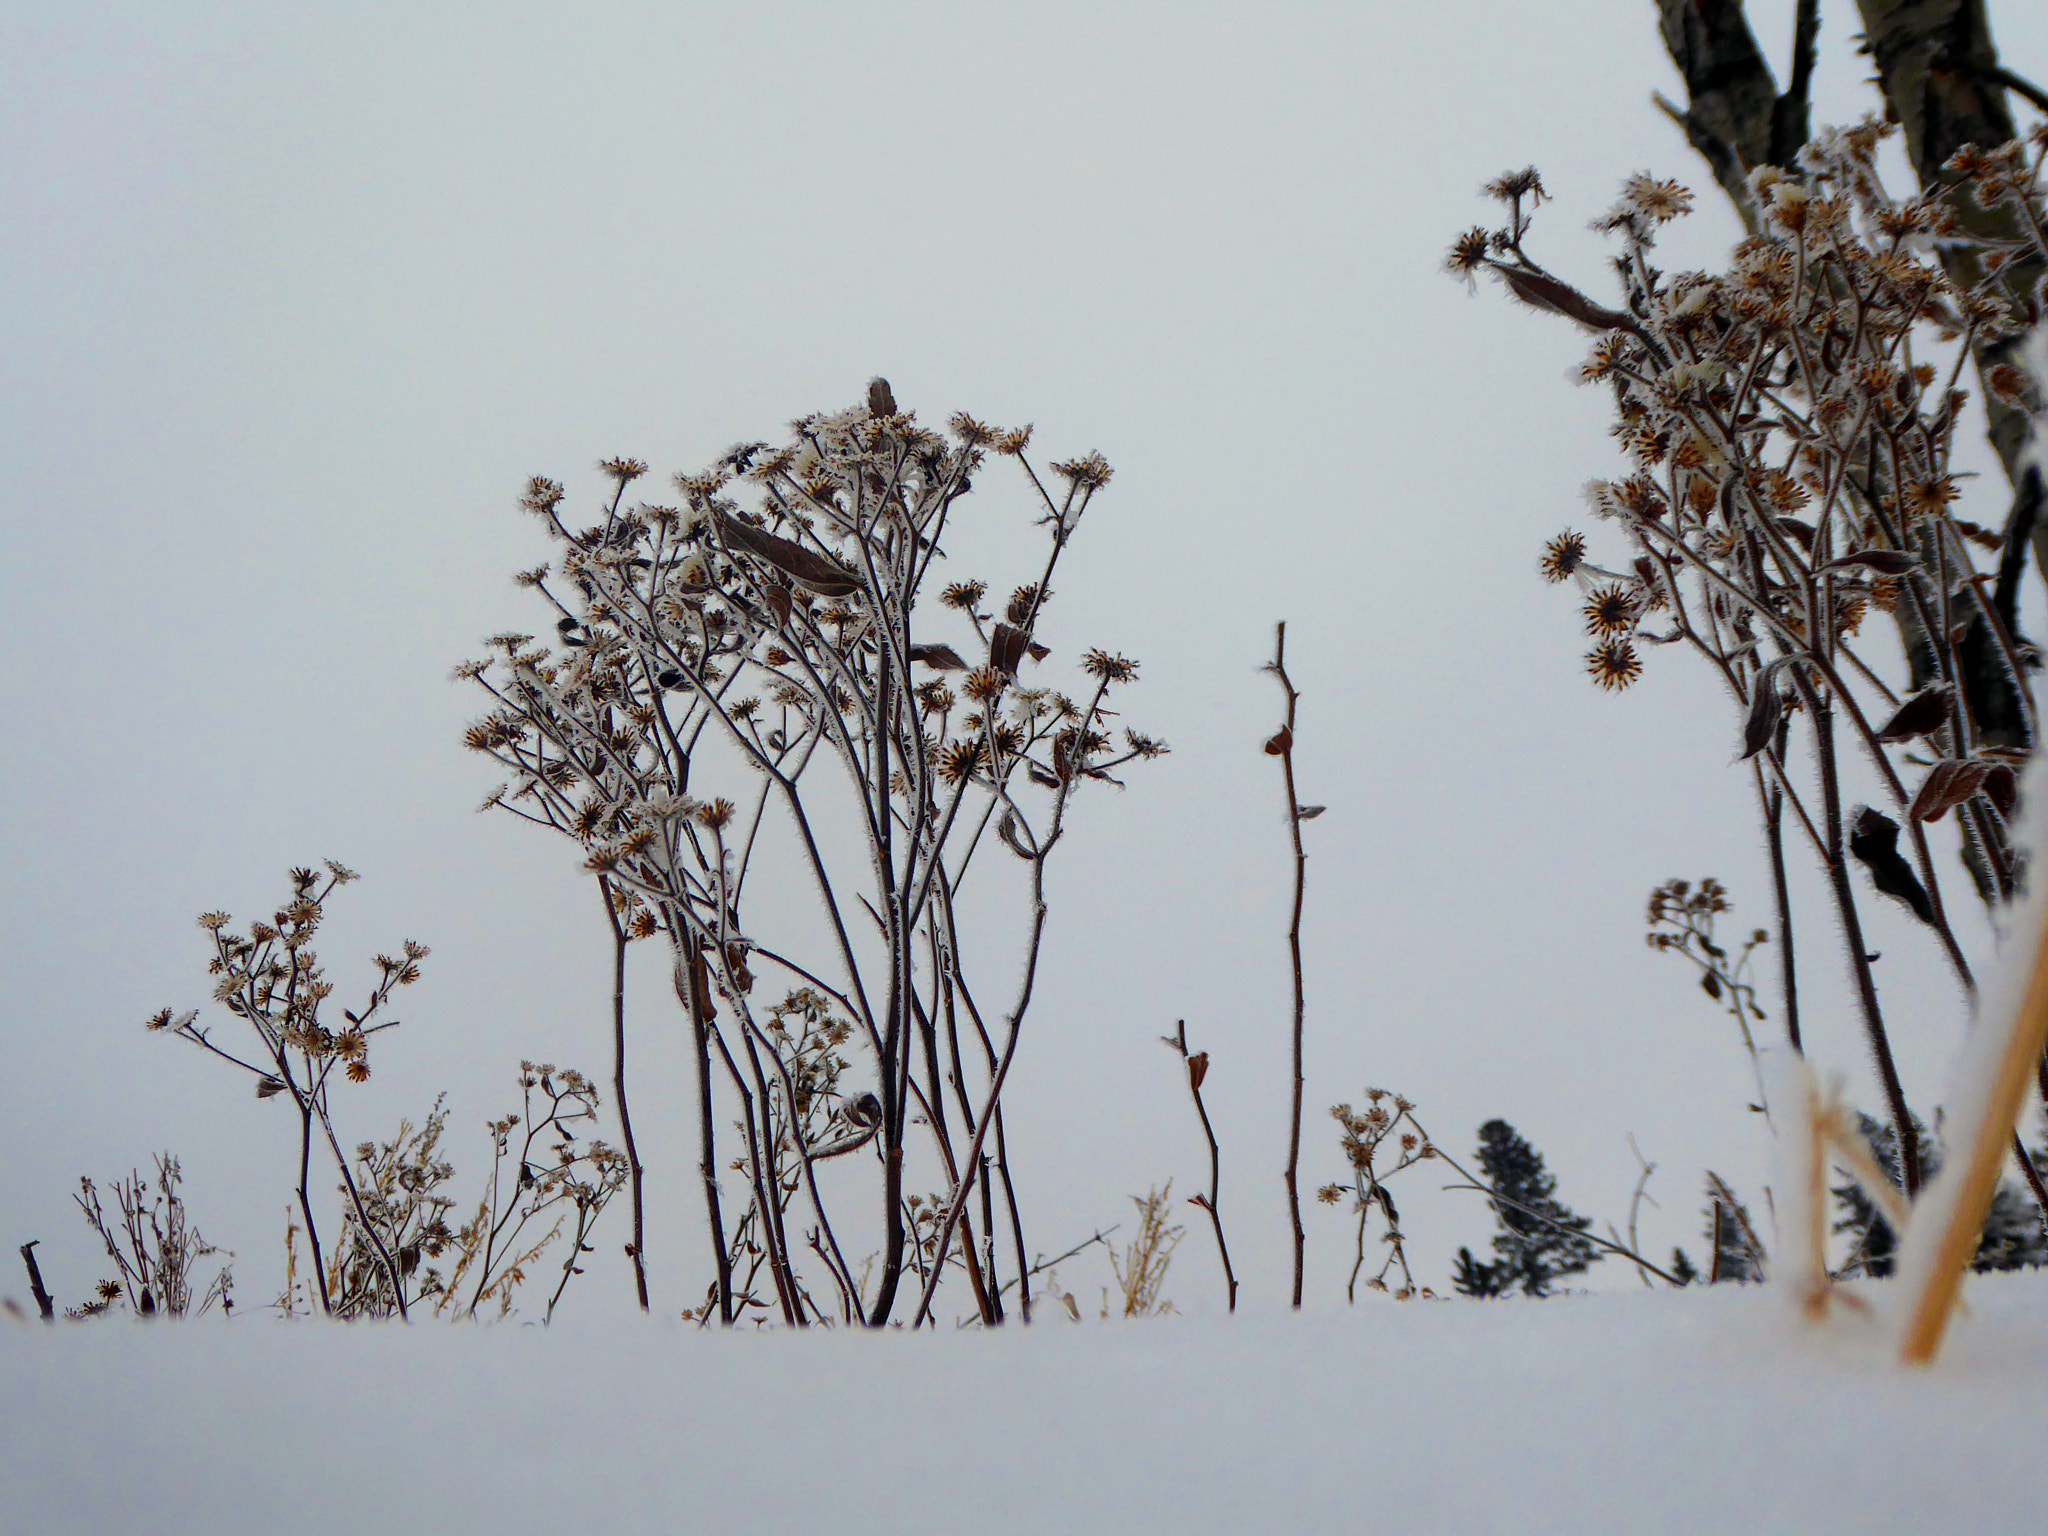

{"left": 1268, "top": 622, "right": 1308, "bottom": 1308}
{"left": 1170, "top": 1021, "right": 1238, "bottom": 1312}
{"left": 598, "top": 878, "right": 650, "bottom": 1312}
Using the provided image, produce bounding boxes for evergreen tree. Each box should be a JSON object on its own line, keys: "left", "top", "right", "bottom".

{"left": 1452, "top": 1120, "right": 1601, "bottom": 1298}
{"left": 1704, "top": 1177, "right": 1764, "bottom": 1284}
{"left": 1451, "top": 1246, "right": 1505, "bottom": 1298}
{"left": 1833, "top": 1114, "right": 2046, "bottom": 1278}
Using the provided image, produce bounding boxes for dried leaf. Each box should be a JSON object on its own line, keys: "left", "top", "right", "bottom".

{"left": 763, "top": 581, "right": 792, "bottom": 629}
{"left": 1187, "top": 1051, "right": 1210, "bottom": 1092}
{"left": 867, "top": 377, "right": 897, "bottom": 416}
{"left": 909, "top": 642, "right": 969, "bottom": 670}
{"left": 1817, "top": 549, "right": 1918, "bottom": 576}
{"left": 256, "top": 1076, "right": 287, "bottom": 1099}
{"left": 714, "top": 513, "right": 861, "bottom": 597}
{"left": 1264, "top": 725, "right": 1293, "bottom": 756}
{"left": 1739, "top": 659, "right": 1786, "bottom": 761}
{"left": 1908, "top": 758, "right": 1991, "bottom": 823}
{"left": 1983, "top": 764, "right": 2018, "bottom": 819}
{"left": 1875, "top": 685, "right": 1953, "bottom": 743}
{"left": 1498, "top": 265, "right": 1636, "bottom": 331}
{"left": 1296, "top": 804, "right": 1327, "bottom": 821}
{"left": 989, "top": 623, "right": 1031, "bottom": 678}
{"left": 1848, "top": 806, "right": 1936, "bottom": 924}
{"left": 1701, "top": 971, "right": 1722, "bottom": 1000}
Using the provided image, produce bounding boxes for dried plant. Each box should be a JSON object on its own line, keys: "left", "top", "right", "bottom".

{"left": 1645, "top": 878, "right": 1773, "bottom": 1117}
{"left": 428, "top": 1065, "right": 627, "bottom": 1323}
{"left": 1105, "top": 1184, "right": 1181, "bottom": 1318}
{"left": 147, "top": 864, "right": 425, "bottom": 1317}
{"left": 464, "top": 383, "right": 1162, "bottom": 1327}
{"left": 1454, "top": 125, "right": 2048, "bottom": 1214}
{"left": 1262, "top": 622, "right": 1315, "bottom": 1309}
{"left": 1318, "top": 1089, "right": 1435, "bottom": 1301}
{"left": 70, "top": 1154, "right": 232, "bottom": 1319}
{"left": 1162, "top": 1020, "right": 1237, "bottom": 1311}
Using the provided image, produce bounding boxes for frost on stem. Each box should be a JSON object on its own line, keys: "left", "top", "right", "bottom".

{"left": 466, "top": 384, "right": 1164, "bottom": 1327}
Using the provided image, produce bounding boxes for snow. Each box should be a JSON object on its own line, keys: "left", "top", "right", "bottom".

{"left": 8, "top": 1277, "right": 2047, "bottom": 1534}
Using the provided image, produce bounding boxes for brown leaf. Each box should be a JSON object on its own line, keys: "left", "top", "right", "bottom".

{"left": 867, "top": 377, "right": 897, "bottom": 416}
{"left": 1983, "top": 763, "right": 2019, "bottom": 819}
{"left": 989, "top": 623, "right": 1031, "bottom": 678}
{"left": 1739, "top": 659, "right": 1787, "bottom": 761}
{"left": 1908, "top": 758, "right": 1992, "bottom": 823}
{"left": 1817, "top": 549, "right": 1919, "bottom": 576}
{"left": 763, "top": 581, "right": 793, "bottom": 629}
{"left": 1264, "top": 725, "right": 1293, "bottom": 756}
{"left": 1025, "top": 641, "right": 1051, "bottom": 663}
{"left": 1773, "top": 517, "right": 1816, "bottom": 551}
{"left": 908, "top": 642, "right": 969, "bottom": 670}
{"left": 714, "top": 513, "right": 861, "bottom": 597}
{"left": 1875, "top": 685, "right": 1953, "bottom": 744}
{"left": 1701, "top": 972, "right": 1722, "bottom": 1000}
{"left": 1187, "top": 1051, "right": 1210, "bottom": 1092}
{"left": 1497, "top": 265, "right": 1636, "bottom": 331}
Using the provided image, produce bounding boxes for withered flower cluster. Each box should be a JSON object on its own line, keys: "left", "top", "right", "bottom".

{"left": 1455, "top": 119, "right": 2048, "bottom": 1205}
{"left": 464, "top": 385, "right": 1162, "bottom": 1327}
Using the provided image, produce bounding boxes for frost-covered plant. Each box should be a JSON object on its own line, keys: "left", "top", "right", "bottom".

{"left": 1317, "top": 1088, "right": 1434, "bottom": 1301}
{"left": 147, "top": 864, "right": 426, "bottom": 1316}
{"left": 1453, "top": 123, "right": 2048, "bottom": 1208}
{"left": 1645, "top": 877, "right": 1772, "bottom": 1116}
{"left": 464, "top": 382, "right": 1163, "bottom": 1326}
{"left": 71, "top": 1154, "right": 232, "bottom": 1318}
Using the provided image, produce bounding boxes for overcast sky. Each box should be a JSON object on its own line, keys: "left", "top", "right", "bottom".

{"left": 8, "top": 1, "right": 2048, "bottom": 1320}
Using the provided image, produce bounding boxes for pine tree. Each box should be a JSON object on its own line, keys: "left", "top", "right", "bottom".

{"left": 1452, "top": 1120, "right": 1601, "bottom": 1297}
{"left": 1833, "top": 1114, "right": 2046, "bottom": 1278}
{"left": 1704, "top": 1176, "right": 1764, "bottom": 1284}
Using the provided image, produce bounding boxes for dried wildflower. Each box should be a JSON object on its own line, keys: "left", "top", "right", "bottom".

{"left": 963, "top": 665, "right": 1007, "bottom": 703}
{"left": 521, "top": 477, "right": 566, "bottom": 513}
{"left": 1586, "top": 637, "right": 1642, "bottom": 691}
{"left": 345, "top": 1060, "right": 370, "bottom": 1084}
{"left": 1901, "top": 477, "right": 1960, "bottom": 519}
{"left": 1081, "top": 649, "right": 1138, "bottom": 683}
{"left": 995, "top": 426, "right": 1033, "bottom": 455}
{"left": 941, "top": 580, "right": 987, "bottom": 612}
{"left": 948, "top": 412, "right": 995, "bottom": 446}
{"left": 1619, "top": 173, "right": 1694, "bottom": 223}
{"left": 1582, "top": 585, "right": 1638, "bottom": 635}
{"left": 1050, "top": 452, "right": 1111, "bottom": 489}
{"left": 1446, "top": 227, "right": 1492, "bottom": 286}
{"left": 598, "top": 457, "right": 649, "bottom": 485}
{"left": 940, "top": 738, "right": 986, "bottom": 784}
{"left": 1539, "top": 530, "right": 1587, "bottom": 583}
{"left": 694, "top": 798, "right": 736, "bottom": 832}
{"left": 1485, "top": 166, "right": 1546, "bottom": 205}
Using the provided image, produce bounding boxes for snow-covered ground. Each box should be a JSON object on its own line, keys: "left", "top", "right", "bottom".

{"left": 8, "top": 1275, "right": 2044, "bottom": 1534}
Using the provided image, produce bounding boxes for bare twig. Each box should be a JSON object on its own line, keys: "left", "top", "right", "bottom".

{"left": 1164, "top": 1021, "right": 1238, "bottom": 1311}
{"left": 17, "top": 1242, "right": 54, "bottom": 1322}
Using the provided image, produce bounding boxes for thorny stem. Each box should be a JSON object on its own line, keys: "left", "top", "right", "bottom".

{"left": 1267, "top": 622, "right": 1308, "bottom": 1309}
{"left": 599, "top": 878, "right": 650, "bottom": 1312}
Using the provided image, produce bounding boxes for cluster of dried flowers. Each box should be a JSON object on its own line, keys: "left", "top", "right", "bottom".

{"left": 135, "top": 869, "right": 618, "bottom": 1324}
{"left": 1452, "top": 120, "right": 2048, "bottom": 1212}
{"left": 463, "top": 383, "right": 1161, "bottom": 1326}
